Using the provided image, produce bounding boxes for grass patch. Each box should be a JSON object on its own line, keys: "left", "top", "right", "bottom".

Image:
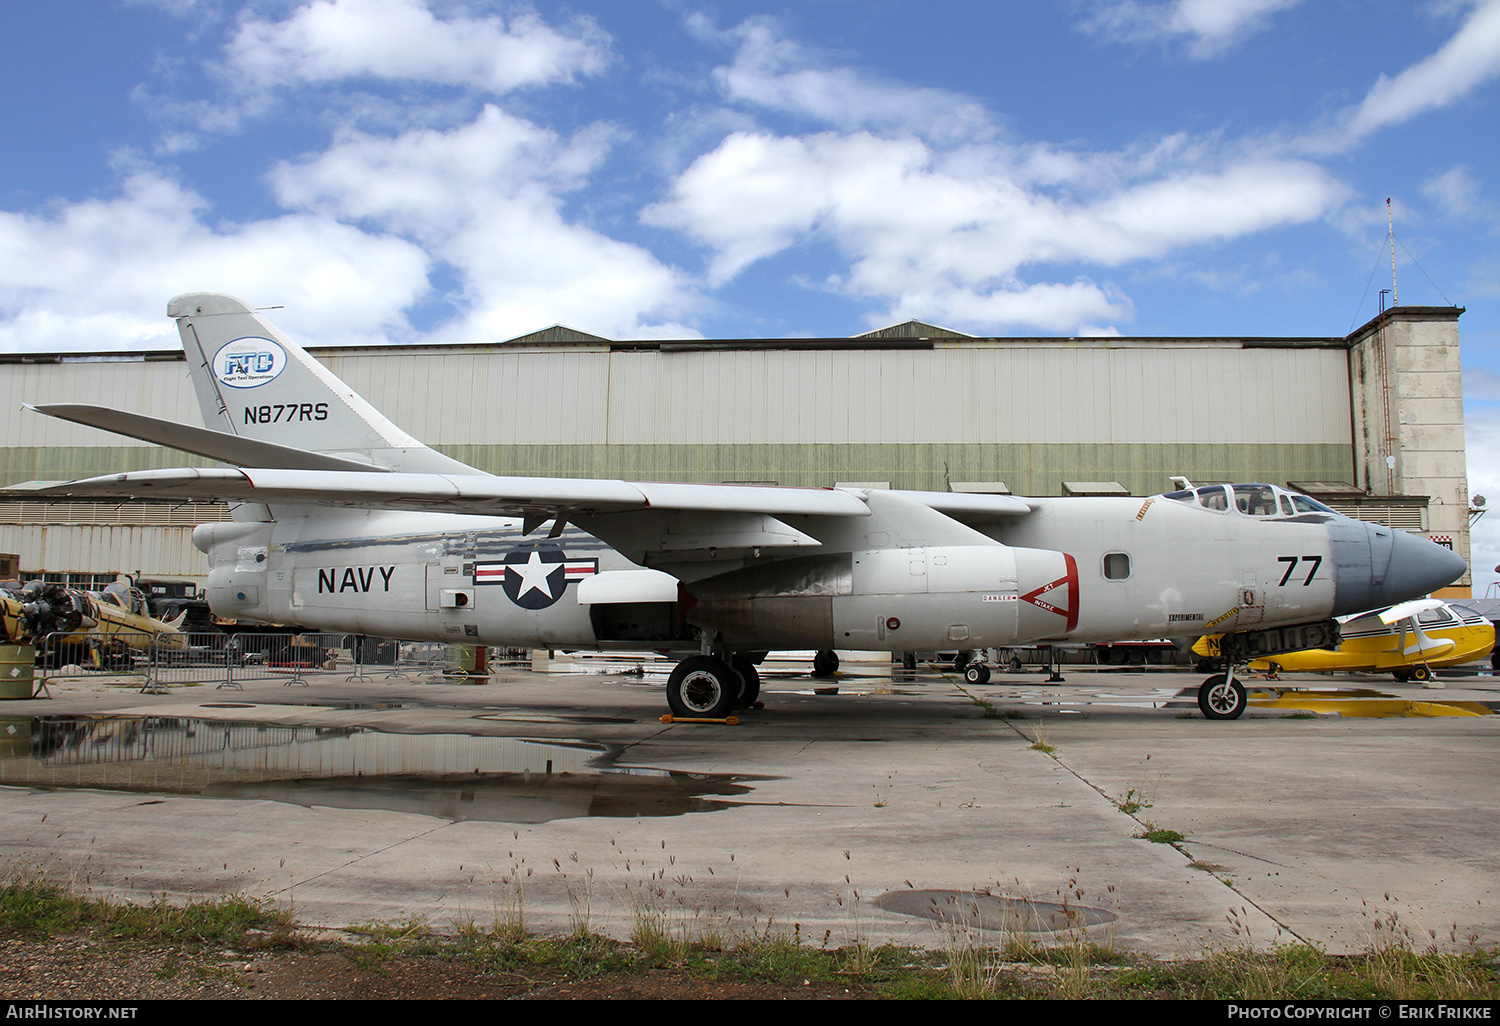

{"left": 1027, "top": 724, "right": 1057, "bottom": 756}
{"left": 3, "top": 877, "right": 1497, "bottom": 1000}
{"left": 0, "top": 874, "right": 290, "bottom": 945}
{"left": 1134, "top": 823, "right": 1186, "bottom": 843}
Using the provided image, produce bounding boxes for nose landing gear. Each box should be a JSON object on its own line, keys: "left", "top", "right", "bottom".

{"left": 1197, "top": 671, "right": 1247, "bottom": 719}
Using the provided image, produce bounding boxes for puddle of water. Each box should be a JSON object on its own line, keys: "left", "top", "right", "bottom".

{"left": 0, "top": 715, "right": 756, "bottom": 822}
{"left": 256, "top": 701, "right": 412, "bottom": 711}
{"left": 873, "top": 888, "right": 1116, "bottom": 933}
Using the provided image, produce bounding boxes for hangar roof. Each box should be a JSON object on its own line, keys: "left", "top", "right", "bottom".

{"left": 0, "top": 306, "right": 1461, "bottom": 364}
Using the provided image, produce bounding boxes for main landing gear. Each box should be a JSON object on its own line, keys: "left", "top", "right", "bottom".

{"left": 665, "top": 648, "right": 762, "bottom": 719}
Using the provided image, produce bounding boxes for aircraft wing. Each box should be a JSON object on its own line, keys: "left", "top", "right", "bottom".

{"left": 15, "top": 403, "right": 1036, "bottom": 527}
{"left": 1376, "top": 598, "right": 1447, "bottom": 624}
{"left": 3, "top": 467, "right": 1037, "bottom": 561}
{"left": 4, "top": 467, "right": 879, "bottom": 519}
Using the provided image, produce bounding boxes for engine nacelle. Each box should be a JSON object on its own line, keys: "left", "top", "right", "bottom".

{"left": 683, "top": 544, "right": 1078, "bottom": 651}
{"left": 194, "top": 521, "right": 276, "bottom": 618}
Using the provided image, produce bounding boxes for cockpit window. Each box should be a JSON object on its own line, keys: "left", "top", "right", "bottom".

{"left": 1232, "top": 484, "right": 1278, "bottom": 516}
{"left": 1290, "top": 494, "right": 1337, "bottom": 515}
{"left": 1417, "top": 606, "right": 1455, "bottom": 626}
{"left": 1197, "top": 485, "right": 1227, "bottom": 511}
{"left": 1280, "top": 494, "right": 1295, "bottom": 516}
{"left": 1163, "top": 490, "right": 1195, "bottom": 502}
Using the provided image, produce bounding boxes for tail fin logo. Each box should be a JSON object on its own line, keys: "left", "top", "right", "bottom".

{"left": 214, "top": 337, "right": 288, "bottom": 389}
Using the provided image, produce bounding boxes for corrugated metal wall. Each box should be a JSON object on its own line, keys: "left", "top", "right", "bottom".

{"left": 0, "top": 525, "right": 205, "bottom": 579}
{"left": 317, "top": 343, "right": 1352, "bottom": 447}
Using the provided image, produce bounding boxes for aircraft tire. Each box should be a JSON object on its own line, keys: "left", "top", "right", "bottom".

{"left": 964, "top": 663, "right": 991, "bottom": 686}
{"left": 812, "top": 650, "right": 839, "bottom": 677}
{"left": 1198, "top": 674, "right": 1246, "bottom": 720}
{"left": 731, "top": 655, "right": 761, "bottom": 708}
{"left": 1410, "top": 664, "right": 1433, "bottom": 683}
{"left": 667, "top": 656, "right": 738, "bottom": 719}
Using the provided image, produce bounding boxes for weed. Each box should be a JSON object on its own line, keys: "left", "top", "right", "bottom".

{"left": 4, "top": 875, "right": 1498, "bottom": 1000}
{"left": 1028, "top": 723, "right": 1056, "bottom": 756}
{"left": 0, "top": 870, "right": 288, "bottom": 945}
{"left": 1134, "top": 822, "right": 1185, "bottom": 843}
{"left": 1115, "top": 787, "right": 1153, "bottom": 815}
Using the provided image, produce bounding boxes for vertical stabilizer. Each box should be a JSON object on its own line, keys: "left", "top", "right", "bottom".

{"left": 170, "top": 293, "right": 477, "bottom": 474}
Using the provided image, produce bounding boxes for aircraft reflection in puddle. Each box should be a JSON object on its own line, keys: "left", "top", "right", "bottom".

{"left": 1245, "top": 689, "right": 1493, "bottom": 718}
{"left": 0, "top": 715, "right": 759, "bottom": 822}
{"left": 972, "top": 685, "right": 1495, "bottom": 718}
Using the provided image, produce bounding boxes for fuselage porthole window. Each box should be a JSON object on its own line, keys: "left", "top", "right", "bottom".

{"left": 1103, "top": 552, "right": 1131, "bottom": 580}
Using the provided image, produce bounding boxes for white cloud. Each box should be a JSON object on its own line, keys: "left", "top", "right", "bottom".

{"left": 1424, "top": 165, "right": 1484, "bottom": 217}
{"left": 272, "top": 105, "right": 702, "bottom": 340}
{"left": 225, "top": 0, "right": 610, "bottom": 96}
{"left": 697, "top": 14, "right": 990, "bottom": 139}
{"left": 1464, "top": 367, "right": 1500, "bottom": 399}
{"left": 876, "top": 280, "right": 1133, "bottom": 335}
{"left": 0, "top": 168, "right": 431, "bottom": 352}
{"left": 1080, "top": 0, "right": 1300, "bottom": 58}
{"left": 1463, "top": 403, "right": 1500, "bottom": 597}
{"left": 645, "top": 130, "right": 1345, "bottom": 333}
{"left": 637, "top": 15, "right": 1349, "bottom": 335}
{"left": 1327, "top": 0, "right": 1500, "bottom": 147}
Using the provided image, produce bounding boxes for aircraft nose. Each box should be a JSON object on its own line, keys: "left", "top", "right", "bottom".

{"left": 1368, "top": 526, "right": 1467, "bottom": 609}
{"left": 1330, "top": 520, "right": 1468, "bottom": 615}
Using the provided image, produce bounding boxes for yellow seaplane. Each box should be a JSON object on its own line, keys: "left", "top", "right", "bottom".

{"left": 1195, "top": 598, "right": 1495, "bottom": 683}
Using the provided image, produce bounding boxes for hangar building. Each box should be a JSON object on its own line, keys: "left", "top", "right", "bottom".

{"left": 0, "top": 305, "right": 1472, "bottom": 596}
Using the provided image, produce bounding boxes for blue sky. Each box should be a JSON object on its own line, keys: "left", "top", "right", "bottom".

{"left": 3, "top": 0, "right": 1500, "bottom": 590}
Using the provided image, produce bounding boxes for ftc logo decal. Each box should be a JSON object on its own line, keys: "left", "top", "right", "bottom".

{"left": 214, "top": 336, "right": 288, "bottom": 389}
{"left": 475, "top": 548, "right": 597, "bottom": 609}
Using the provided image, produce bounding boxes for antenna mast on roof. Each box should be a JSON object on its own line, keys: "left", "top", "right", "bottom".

{"left": 1387, "top": 197, "right": 1398, "bottom": 307}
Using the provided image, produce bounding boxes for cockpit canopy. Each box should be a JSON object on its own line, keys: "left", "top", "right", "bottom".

{"left": 1160, "top": 483, "right": 1339, "bottom": 518}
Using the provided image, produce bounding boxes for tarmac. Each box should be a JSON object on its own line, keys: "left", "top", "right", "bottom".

{"left": 2, "top": 655, "right": 1497, "bottom": 957}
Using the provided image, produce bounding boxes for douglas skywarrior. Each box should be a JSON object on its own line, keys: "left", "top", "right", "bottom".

{"left": 7, "top": 294, "right": 1468, "bottom": 720}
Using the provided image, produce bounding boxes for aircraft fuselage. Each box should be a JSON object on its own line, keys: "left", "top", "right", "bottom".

{"left": 195, "top": 489, "right": 1412, "bottom": 654}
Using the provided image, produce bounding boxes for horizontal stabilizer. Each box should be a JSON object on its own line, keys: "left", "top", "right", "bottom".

{"left": 29, "top": 404, "right": 387, "bottom": 474}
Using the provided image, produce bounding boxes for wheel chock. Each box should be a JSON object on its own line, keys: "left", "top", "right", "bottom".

{"left": 659, "top": 714, "right": 740, "bottom": 725}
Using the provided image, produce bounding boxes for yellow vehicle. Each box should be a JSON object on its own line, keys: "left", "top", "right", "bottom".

{"left": 1195, "top": 599, "right": 1494, "bottom": 683}
{"left": 3, "top": 580, "right": 186, "bottom": 665}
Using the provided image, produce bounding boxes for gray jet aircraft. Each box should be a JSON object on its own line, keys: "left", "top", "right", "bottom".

{"left": 9, "top": 293, "right": 1468, "bottom": 720}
